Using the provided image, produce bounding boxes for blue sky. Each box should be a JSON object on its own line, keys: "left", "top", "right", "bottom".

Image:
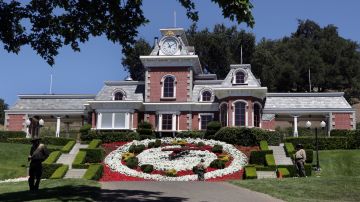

{"left": 1, "top": 0, "right": 360, "bottom": 105}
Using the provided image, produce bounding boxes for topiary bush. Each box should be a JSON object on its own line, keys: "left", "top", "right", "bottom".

{"left": 61, "top": 140, "right": 76, "bottom": 153}
{"left": 137, "top": 121, "right": 155, "bottom": 139}
{"left": 210, "top": 159, "right": 225, "bottom": 169}
{"left": 252, "top": 128, "right": 283, "bottom": 146}
{"left": 88, "top": 139, "right": 102, "bottom": 149}
{"left": 154, "top": 139, "right": 162, "bottom": 147}
{"left": 214, "top": 127, "right": 257, "bottom": 146}
{"left": 204, "top": 121, "right": 222, "bottom": 139}
{"left": 197, "top": 142, "right": 205, "bottom": 147}
{"left": 244, "top": 166, "right": 257, "bottom": 179}
{"left": 43, "top": 151, "right": 62, "bottom": 164}
{"left": 284, "top": 142, "right": 295, "bottom": 157}
{"left": 305, "top": 149, "right": 313, "bottom": 163}
{"left": 0, "top": 131, "right": 26, "bottom": 141}
{"left": 80, "top": 148, "right": 105, "bottom": 163}
{"left": 259, "top": 140, "right": 269, "bottom": 151}
{"left": 277, "top": 168, "right": 290, "bottom": 178}
{"left": 79, "top": 124, "right": 92, "bottom": 136}
{"left": 249, "top": 150, "right": 273, "bottom": 165}
{"left": 140, "top": 164, "right": 154, "bottom": 173}
{"left": 72, "top": 151, "right": 88, "bottom": 169}
{"left": 125, "top": 157, "right": 139, "bottom": 169}
{"left": 211, "top": 144, "right": 223, "bottom": 153}
{"left": 128, "top": 144, "right": 145, "bottom": 154}
{"left": 42, "top": 163, "right": 62, "bottom": 179}
{"left": 147, "top": 141, "right": 155, "bottom": 148}
{"left": 265, "top": 154, "right": 276, "bottom": 167}
{"left": 50, "top": 165, "right": 69, "bottom": 179}
{"left": 83, "top": 164, "right": 104, "bottom": 180}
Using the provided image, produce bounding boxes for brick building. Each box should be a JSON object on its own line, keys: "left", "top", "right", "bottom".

{"left": 4, "top": 28, "right": 356, "bottom": 137}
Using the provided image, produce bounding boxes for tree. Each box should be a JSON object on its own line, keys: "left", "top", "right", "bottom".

{"left": 0, "top": 99, "right": 8, "bottom": 125}
{"left": 0, "top": 0, "right": 254, "bottom": 66}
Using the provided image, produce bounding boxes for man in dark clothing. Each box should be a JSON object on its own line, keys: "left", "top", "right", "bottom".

{"left": 294, "top": 144, "right": 307, "bottom": 177}
{"left": 196, "top": 159, "right": 206, "bottom": 181}
{"left": 28, "top": 138, "right": 49, "bottom": 191}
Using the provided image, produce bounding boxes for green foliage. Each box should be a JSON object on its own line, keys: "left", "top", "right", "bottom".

{"left": 330, "top": 129, "right": 351, "bottom": 137}
{"left": 137, "top": 121, "right": 155, "bottom": 139}
{"left": 252, "top": 128, "right": 283, "bottom": 146}
{"left": 249, "top": 150, "right": 273, "bottom": 165}
{"left": 177, "top": 131, "right": 205, "bottom": 139}
{"left": 211, "top": 144, "right": 223, "bottom": 153}
{"left": 147, "top": 141, "right": 155, "bottom": 148}
{"left": 305, "top": 149, "right": 313, "bottom": 164}
{"left": 210, "top": 159, "right": 225, "bottom": 169}
{"left": 265, "top": 154, "right": 276, "bottom": 166}
{"left": 88, "top": 139, "right": 102, "bottom": 149}
{"left": 277, "top": 168, "right": 290, "bottom": 178}
{"left": 0, "top": 99, "right": 8, "bottom": 125}
{"left": 81, "top": 131, "right": 140, "bottom": 143}
{"left": 259, "top": 140, "right": 269, "bottom": 151}
{"left": 80, "top": 148, "right": 105, "bottom": 163}
{"left": 41, "top": 137, "right": 75, "bottom": 146}
{"left": 165, "top": 169, "right": 177, "bottom": 177}
{"left": 244, "top": 166, "right": 257, "bottom": 179}
{"left": 72, "top": 151, "right": 87, "bottom": 169}
{"left": 128, "top": 144, "right": 145, "bottom": 154}
{"left": 125, "top": 157, "right": 138, "bottom": 169}
{"left": 0, "top": 131, "right": 26, "bottom": 141}
{"left": 83, "top": 164, "right": 103, "bottom": 180}
{"left": 197, "top": 142, "right": 205, "bottom": 147}
{"left": 285, "top": 137, "right": 356, "bottom": 150}
{"left": 50, "top": 165, "right": 69, "bottom": 179}
{"left": 214, "top": 127, "right": 257, "bottom": 146}
{"left": 204, "top": 121, "right": 222, "bottom": 139}
{"left": 154, "top": 139, "right": 162, "bottom": 148}
{"left": 140, "top": 164, "right": 154, "bottom": 173}
{"left": 277, "top": 165, "right": 312, "bottom": 177}
{"left": 43, "top": 151, "right": 62, "bottom": 164}
{"left": 284, "top": 143, "right": 295, "bottom": 157}
{"left": 79, "top": 124, "right": 92, "bottom": 136}
{"left": 61, "top": 140, "right": 76, "bottom": 153}
{"left": 42, "top": 163, "right": 62, "bottom": 179}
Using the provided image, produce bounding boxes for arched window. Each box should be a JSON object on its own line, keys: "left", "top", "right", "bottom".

{"left": 113, "top": 91, "right": 125, "bottom": 100}
{"left": 254, "top": 103, "right": 261, "bottom": 127}
{"left": 235, "top": 71, "right": 245, "bottom": 84}
{"left": 202, "top": 91, "right": 212, "bottom": 102}
{"left": 234, "top": 102, "right": 246, "bottom": 126}
{"left": 220, "top": 103, "right": 228, "bottom": 127}
{"left": 163, "top": 76, "right": 175, "bottom": 98}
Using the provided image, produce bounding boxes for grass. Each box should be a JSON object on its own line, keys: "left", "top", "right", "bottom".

{"left": 0, "top": 179, "right": 100, "bottom": 201}
{"left": 231, "top": 150, "right": 360, "bottom": 202}
{"left": 0, "top": 143, "right": 30, "bottom": 180}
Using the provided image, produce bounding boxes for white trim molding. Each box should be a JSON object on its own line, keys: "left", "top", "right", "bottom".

{"left": 112, "top": 88, "right": 127, "bottom": 101}
{"left": 96, "top": 112, "right": 131, "bottom": 130}
{"left": 232, "top": 99, "right": 248, "bottom": 127}
{"left": 232, "top": 69, "right": 248, "bottom": 85}
{"left": 199, "top": 88, "right": 215, "bottom": 102}
{"left": 161, "top": 74, "right": 177, "bottom": 99}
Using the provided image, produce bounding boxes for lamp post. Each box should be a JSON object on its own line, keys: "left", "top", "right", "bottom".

{"left": 25, "top": 118, "right": 45, "bottom": 138}
{"left": 306, "top": 120, "right": 326, "bottom": 171}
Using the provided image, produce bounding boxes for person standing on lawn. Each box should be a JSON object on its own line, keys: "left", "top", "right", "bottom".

{"left": 196, "top": 159, "right": 206, "bottom": 181}
{"left": 295, "top": 144, "right": 306, "bottom": 177}
{"left": 28, "top": 138, "right": 49, "bottom": 191}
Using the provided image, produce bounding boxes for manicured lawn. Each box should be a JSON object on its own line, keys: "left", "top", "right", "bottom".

{"left": 231, "top": 150, "right": 360, "bottom": 202}
{"left": 0, "top": 179, "right": 100, "bottom": 201}
{"left": 0, "top": 143, "right": 30, "bottom": 180}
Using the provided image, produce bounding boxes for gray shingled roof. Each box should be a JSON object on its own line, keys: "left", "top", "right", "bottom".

{"left": 221, "top": 64, "right": 261, "bottom": 87}
{"left": 95, "top": 81, "right": 144, "bottom": 101}
{"left": 9, "top": 95, "right": 95, "bottom": 111}
{"left": 264, "top": 93, "right": 353, "bottom": 113}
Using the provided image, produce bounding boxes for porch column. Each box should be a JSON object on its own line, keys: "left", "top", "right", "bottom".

{"left": 56, "top": 117, "right": 61, "bottom": 138}
{"left": 293, "top": 116, "right": 298, "bottom": 137}
{"left": 92, "top": 112, "right": 96, "bottom": 128}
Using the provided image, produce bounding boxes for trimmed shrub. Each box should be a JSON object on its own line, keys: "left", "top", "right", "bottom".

{"left": 154, "top": 139, "right": 162, "bottom": 148}
{"left": 249, "top": 150, "right": 273, "bottom": 165}
{"left": 285, "top": 137, "right": 353, "bottom": 150}
{"left": 277, "top": 164, "right": 312, "bottom": 177}
{"left": 204, "top": 121, "right": 222, "bottom": 139}
{"left": 244, "top": 166, "right": 257, "bottom": 179}
{"left": 252, "top": 128, "right": 283, "bottom": 146}
{"left": 138, "top": 121, "right": 152, "bottom": 129}
{"left": 80, "top": 148, "right": 105, "bottom": 163}
{"left": 305, "top": 149, "right": 313, "bottom": 163}
{"left": 126, "top": 157, "right": 138, "bottom": 169}
{"left": 177, "top": 131, "right": 205, "bottom": 139}
{"left": 88, "top": 139, "right": 102, "bottom": 149}
{"left": 148, "top": 141, "right": 155, "bottom": 148}
{"left": 218, "top": 154, "right": 230, "bottom": 162}
{"left": 284, "top": 142, "right": 295, "bottom": 157}
{"left": 47, "top": 145, "right": 62, "bottom": 153}
{"left": 83, "top": 164, "right": 104, "bottom": 180}
{"left": 6, "top": 138, "right": 31, "bottom": 144}
{"left": 137, "top": 121, "right": 155, "bottom": 139}
{"left": 197, "top": 142, "right": 205, "bottom": 147}
{"left": 128, "top": 144, "right": 145, "bottom": 154}
{"left": 140, "top": 164, "right": 154, "bottom": 173}
{"left": 330, "top": 129, "right": 351, "bottom": 137}
{"left": 277, "top": 168, "right": 290, "bottom": 178}
{"left": 42, "top": 137, "right": 74, "bottom": 146}
{"left": 211, "top": 144, "right": 223, "bottom": 153}
{"left": 165, "top": 169, "right": 177, "bottom": 177}
{"left": 210, "top": 159, "right": 225, "bottom": 169}
{"left": 61, "top": 140, "right": 76, "bottom": 153}
{"left": 50, "top": 165, "right": 69, "bottom": 179}
{"left": 127, "top": 132, "right": 140, "bottom": 141}
{"left": 214, "top": 127, "right": 257, "bottom": 146}
{"left": 254, "top": 165, "right": 276, "bottom": 171}
{"left": 43, "top": 151, "right": 62, "bottom": 164}
{"left": 80, "top": 124, "right": 92, "bottom": 136}
{"left": 42, "top": 163, "right": 62, "bottom": 179}
{"left": 122, "top": 152, "right": 135, "bottom": 161}
{"left": 81, "top": 131, "right": 140, "bottom": 142}
{"left": 0, "top": 131, "right": 26, "bottom": 141}
{"left": 265, "top": 154, "right": 276, "bottom": 166}
{"left": 72, "top": 151, "right": 87, "bottom": 169}
{"left": 259, "top": 140, "right": 269, "bottom": 151}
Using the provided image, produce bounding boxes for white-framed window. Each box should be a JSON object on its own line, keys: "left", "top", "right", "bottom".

{"left": 158, "top": 113, "right": 177, "bottom": 131}
{"left": 97, "top": 112, "right": 130, "bottom": 129}
{"left": 219, "top": 102, "right": 228, "bottom": 127}
{"left": 199, "top": 88, "right": 214, "bottom": 102}
{"left": 232, "top": 100, "right": 248, "bottom": 127}
{"left": 161, "top": 75, "right": 176, "bottom": 98}
{"left": 113, "top": 89, "right": 126, "bottom": 100}
{"left": 232, "top": 69, "right": 248, "bottom": 84}
{"left": 199, "top": 113, "right": 214, "bottom": 130}
{"left": 253, "top": 102, "right": 262, "bottom": 127}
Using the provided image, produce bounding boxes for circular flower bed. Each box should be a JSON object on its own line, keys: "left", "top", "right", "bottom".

{"left": 104, "top": 138, "right": 248, "bottom": 181}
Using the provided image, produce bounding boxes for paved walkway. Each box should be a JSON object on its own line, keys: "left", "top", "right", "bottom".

{"left": 56, "top": 143, "right": 88, "bottom": 179}
{"left": 269, "top": 145, "right": 293, "bottom": 165}
{"left": 100, "top": 182, "right": 283, "bottom": 202}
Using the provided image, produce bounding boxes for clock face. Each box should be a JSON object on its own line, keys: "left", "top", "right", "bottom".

{"left": 161, "top": 37, "right": 178, "bottom": 55}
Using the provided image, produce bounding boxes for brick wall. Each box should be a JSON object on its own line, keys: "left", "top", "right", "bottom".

{"left": 147, "top": 67, "right": 190, "bottom": 102}
{"left": 133, "top": 111, "right": 138, "bottom": 129}
{"left": 147, "top": 113, "right": 157, "bottom": 130}
{"left": 7, "top": 114, "right": 25, "bottom": 131}
{"left": 192, "top": 113, "right": 199, "bottom": 130}
{"left": 179, "top": 112, "right": 188, "bottom": 130}
{"left": 262, "top": 118, "right": 276, "bottom": 130}
{"left": 332, "top": 113, "right": 353, "bottom": 130}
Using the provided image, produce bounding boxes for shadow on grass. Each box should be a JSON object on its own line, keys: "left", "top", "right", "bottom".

{"left": 0, "top": 185, "right": 188, "bottom": 202}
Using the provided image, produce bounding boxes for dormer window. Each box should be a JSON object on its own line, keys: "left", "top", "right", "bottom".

{"left": 233, "top": 69, "right": 247, "bottom": 85}
{"left": 161, "top": 75, "right": 176, "bottom": 99}
{"left": 202, "top": 91, "right": 212, "bottom": 101}
{"left": 113, "top": 89, "right": 126, "bottom": 101}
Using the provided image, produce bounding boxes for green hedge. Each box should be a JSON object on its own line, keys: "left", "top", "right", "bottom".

{"left": 249, "top": 150, "right": 273, "bottom": 165}
{"left": 265, "top": 154, "right": 276, "bottom": 166}
{"left": 177, "top": 131, "right": 205, "bottom": 139}
{"left": 80, "top": 124, "right": 92, "bottom": 136}
{"left": 88, "top": 139, "right": 102, "bottom": 149}
{"left": 330, "top": 129, "right": 351, "bottom": 136}
{"left": 72, "top": 151, "right": 87, "bottom": 169}
{"left": 244, "top": 166, "right": 257, "bottom": 179}
{"left": 80, "top": 131, "right": 140, "bottom": 142}
{"left": 43, "top": 151, "right": 62, "bottom": 164}
{"left": 305, "top": 149, "right": 313, "bottom": 163}
{"left": 277, "top": 164, "right": 312, "bottom": 177}
{"left": 50, "top": 165, "right": 69, "bottom": 179}
{"left": 277, "top": 168, "right": 290, "bottom": 178}
{"left": 83, "top": 164, "right": 103, "bottom": 180}
{"left": 61, "top": 140, "right": 76, "bottom": 153}
{"left": 205, "top": 121, "right": 222, "bottom": 139}
{"left": 252, "top": 128, "right": 283, "bottom": 146}
{"left": 259, "top": 140, "right": 269, "bottom": 151}
{"left": 42, "top": 163, "right": 62, "bottom": 179}
{"left": 285, "top": 137, "right": 352, "bottom": 150}
{"left": 284, "top": 142, "right": 295, "bottom": 157}
{"left": 214, "top": 127, "right": 257, "bottom": 146}
{"left": 80, "top": 148, "right": 105, "bottom": 163}
{"left": 254, "top": 165, "right": 276, "bottom": 171}
{"left": 4, "top": 137, "right": 73, "bottom": 145}
{"left": 0, "top": 131, "right": 26, "bottom": 140}
{"left": 137, "top": 121, "right": 155, "bottom": 139}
